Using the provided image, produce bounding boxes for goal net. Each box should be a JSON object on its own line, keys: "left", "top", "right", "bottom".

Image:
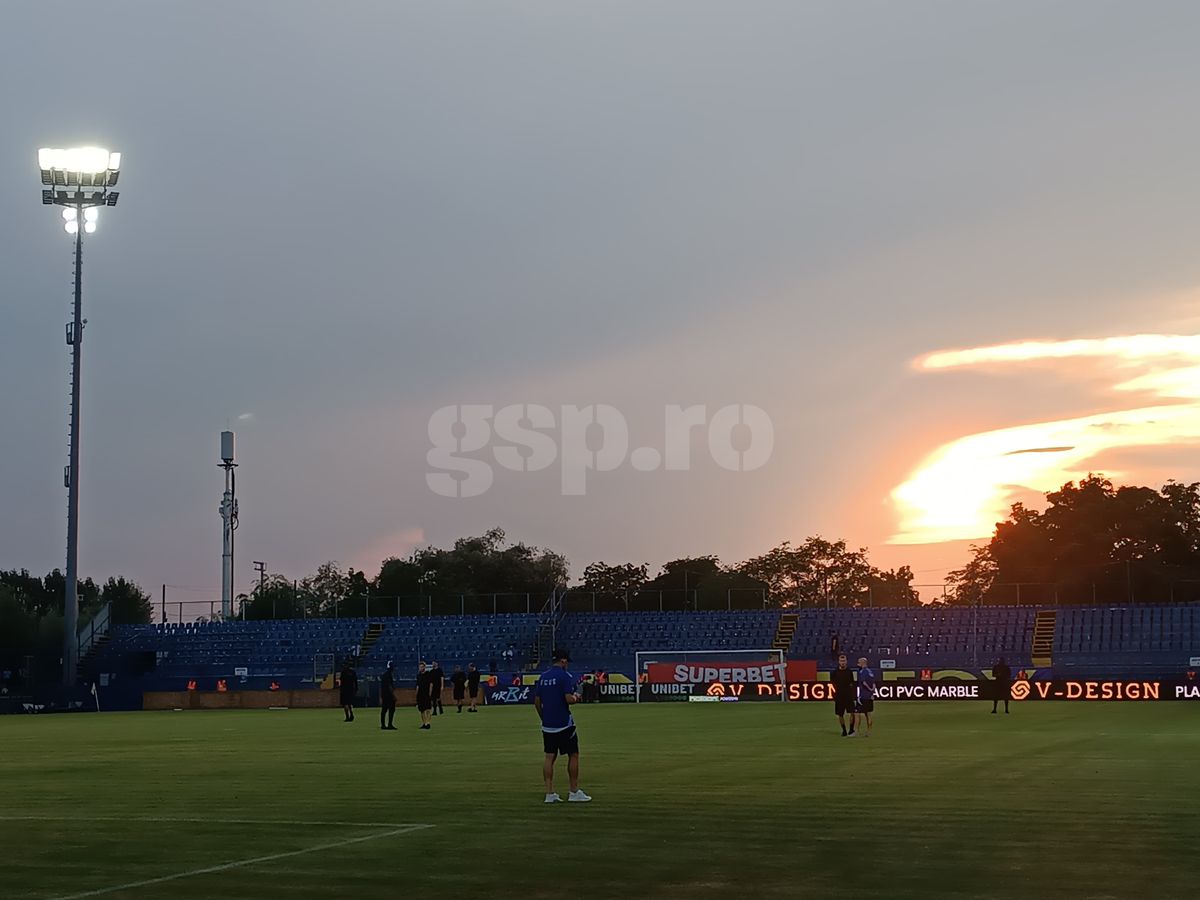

{"left": 634, "top": 649, "right": 788, "bottom": 703}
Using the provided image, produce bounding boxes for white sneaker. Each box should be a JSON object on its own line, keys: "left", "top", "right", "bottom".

{"left": 544, "top": 793, "right": 562, "bottom": 804}
{"left": 567, "top": 790, "right": 592, "bottom": 803}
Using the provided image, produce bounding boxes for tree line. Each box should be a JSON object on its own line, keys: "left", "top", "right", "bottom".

{"left": 7, "top": 474, "right": 1200, "bottom": 678}
{"left": 238, "top": 527, "right": 919, "bottom": 619}
{"left": 948, "top": 476, "right": 1200, "bottom": 606}
{"left": 0, "top": 572, "right": 151, "bottom": 681}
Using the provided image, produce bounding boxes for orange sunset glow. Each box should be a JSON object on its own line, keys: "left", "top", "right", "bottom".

{"left": 890, "top": 333, "right": 1200, "bottom": 545}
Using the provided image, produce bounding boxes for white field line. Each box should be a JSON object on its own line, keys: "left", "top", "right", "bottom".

{"left": 0, "top": 815, "right": 426, "bottom": 829}
{"left": 38, "top": 822, "right": 433, "bottom": 900}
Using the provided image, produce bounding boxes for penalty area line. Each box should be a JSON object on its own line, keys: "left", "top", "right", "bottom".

{"left": 43, "top": 823, "right": 433, "bottom": 900}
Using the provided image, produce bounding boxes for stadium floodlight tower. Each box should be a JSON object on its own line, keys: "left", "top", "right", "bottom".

{"left": 219, "top": 431, "right": 239, "bottom": 619}
{"left": 38, "top": 146, "right": 121, "bottom": 685}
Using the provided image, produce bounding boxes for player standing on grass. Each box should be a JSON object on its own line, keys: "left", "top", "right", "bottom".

{"left": 416, "top": 661, "right": 433, "bottom": 730}
{"left": 853, "top": 656, "right": 875, "bottom": 738}
{"left": 339, "top": 660, "right": 358, "bottom": 723}
{"left": 831, "top": 653, "right": 855, "bottom": 736}
{"left": 450, "top": 664, "right": 467, "bottom": 713}
{"left": 991, "top": 656, "right": 1012, "bottom": 715}
{"left": 380, "top": 661, "right": 397, "bottom": 731}
{"left": 467, "top": 662, "right": 482, "bottom": 712}
{"left": 430, "top": 661, "right": 445, "bottom": 716}
{"left": 534, "top": 648, "right": 591, "bottom": 804}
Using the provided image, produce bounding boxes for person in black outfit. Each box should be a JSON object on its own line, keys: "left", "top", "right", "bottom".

{"left": 992, "top": 656, "right": 1012, "bottom": 714}
{"left": 430, "top": 661, "right": 445, "bottom": 716}
{"left": 380, "top": 661, "right": 397, "bottom": 731}
{"left": 831, "top": 653, "right": 856, "bottom": 736}
{"left": 450, "top": 664, "right": 468, "bottom": 713}
{"left": 416, "top": 661, "right": 433, "bottom": 730}
{"left": 467, "top": 662, "right": 482, "bottom": 712}
{"left": 339, "top": 661, "right": 358, "bottom": 723}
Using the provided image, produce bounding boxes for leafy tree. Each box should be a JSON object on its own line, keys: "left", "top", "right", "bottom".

{"left": 865, "top": 566, "right": 919, "bottom": 607}
{"left": 304, "top": 561, "right": 352, "bottom": 617}
{"left": 642, "top": 556, "right": 723, "bottom": 592}
{"left": 241, "top": 574, "right": 304, "bottom": 620}
{"left": 946, "top": 546, "right": 999, "bottom": 607}
{"left": 580, "top": 562, "right": 648, "bottom": 598}
{"left": 0, "top": 568, "right": 97, "bottom": 619}
{"left": 738, "top": 537, "right": 874, "bottom": 608}
{"left": 99, "top": 577, "right": 153, "bottom": 625}
{"left": 948, "top": 475, "right": 1200, "bottom": 604}
{"left": 375, "top": 556, "right": 424, "bottom": 598}
{"left": 0, "top": 569, "right": 54, "bottom": 618}
{"left": 396, "top": 528, "right": 568, "bottom": 598}
{"left": 0, "top": 585, "right": 36, "bottom": 672}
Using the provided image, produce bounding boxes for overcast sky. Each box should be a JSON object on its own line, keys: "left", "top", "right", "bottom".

{"left": 5, "top": 1, "right": 1200, "bottom": 608}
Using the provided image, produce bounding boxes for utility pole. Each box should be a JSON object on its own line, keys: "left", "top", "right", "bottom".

{"left": 253, "top": 560, "right": 267, "bottom": 617}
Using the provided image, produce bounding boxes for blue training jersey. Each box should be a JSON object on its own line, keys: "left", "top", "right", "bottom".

{"left": 857, "top": 667, "right": 876, "bottom": 702}
{"left": 535, "top": 666, "right": 577, "bottom": 733}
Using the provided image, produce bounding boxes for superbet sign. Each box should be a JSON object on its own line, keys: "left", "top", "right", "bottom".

{"left": 647, "top": 661, "right": 817, "bottom": 685}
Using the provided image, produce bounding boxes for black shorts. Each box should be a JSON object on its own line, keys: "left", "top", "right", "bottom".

{"left": 452, "top": 687, "right": 465, "bottom": 701}
{"left": 835, "top": 695, "right": 855, "bottom": 717}
{"left": 468, "top": 684, "right": 480, "bottom": 698}
{"left": 339, "top": 690, "right": 355, "bottom": 706}
{"left": 856, "top": 698, "right": 874, "bottom": 714}
{"left": 416, "top": 694, "right": 431, "bottom": 712}
{"left": 381, "top": 694, "right": 396, "bottom": 710}
{"left": 542, "top": 726, "right": 579, "bottom": 757}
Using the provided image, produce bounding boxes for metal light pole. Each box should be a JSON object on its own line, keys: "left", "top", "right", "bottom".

{"left": 38, "top": 147, "right": 121, "bottom": 685}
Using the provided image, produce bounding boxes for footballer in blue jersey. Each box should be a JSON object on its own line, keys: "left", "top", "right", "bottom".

{"left": 533, "top": 648, "right": 591, "bottom": 804}
{"left": 854, "top": 657, "right": 876, "bottom": 737}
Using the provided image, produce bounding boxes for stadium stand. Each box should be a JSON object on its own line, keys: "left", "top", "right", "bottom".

{"left": 788, "top": 606, "right": 1036, "bottom": 668}
{"left": 553, "top": 610, "right": 780, "bottom": 676}
{"left": 87, "top": 604, "right": 1198, "bottom": 708}
{"left": 1053, "top": 604, "right": 1199, "bottom": 674}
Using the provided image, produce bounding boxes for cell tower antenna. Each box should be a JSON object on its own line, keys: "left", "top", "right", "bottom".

{"left": 219, "top": 431, "right": 239, "bottom": 619}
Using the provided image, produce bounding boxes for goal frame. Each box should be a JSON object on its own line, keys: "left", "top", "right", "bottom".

{"left": 634, "top": 648, "right": 788, "bottom": 703}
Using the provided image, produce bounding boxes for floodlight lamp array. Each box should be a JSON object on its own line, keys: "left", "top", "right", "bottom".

{"left": 38, "top": 147, "right": 121, "bottom": 216}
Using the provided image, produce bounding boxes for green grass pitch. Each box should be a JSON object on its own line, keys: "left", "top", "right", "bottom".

{"left": 3, "top": 701, "right": 1198, "bottom": 899}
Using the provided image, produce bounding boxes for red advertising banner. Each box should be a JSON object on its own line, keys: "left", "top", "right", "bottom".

{"left": 647, "top": 660, "right": 817, "bottom": 684}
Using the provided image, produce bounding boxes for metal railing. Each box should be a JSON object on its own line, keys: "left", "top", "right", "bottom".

{"left": 559, "top": 588, "right": 768, "bottom": 613}
{"left": 77, "top": 601, "right": 111, "bottom": 659}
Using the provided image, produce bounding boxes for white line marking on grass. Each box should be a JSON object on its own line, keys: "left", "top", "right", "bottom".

{"left": 0, "top": 816, "right": 426, "bottom": 829}
{"left": 42, "top": 823, "right": 433, "bottom": 900}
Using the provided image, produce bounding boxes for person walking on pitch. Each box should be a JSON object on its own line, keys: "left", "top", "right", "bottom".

{"left": 339, "top": 660, "right": 358, "bottom": 723}
{"left": 831, "top": 653, "right": 855, "bottom": 736}
{"left": 467, "top": 662, "right": 482, "bottom": 712}
{"left": 380, "top": 661, "right": 397, "bottom": 731}
{"left": 415, "top": 661, "right": 433, "bottom": 730}
{"left": 430, "top": 660, "right": 445, "bottom": 716}
{"left": 854, "top": 656, "right": 876, "bottom": 737}
{"left": 450, "top": 664, "right": 467, "bottom": 713}
{"left": 534, "top": 648, "right": 590, "bottom": 804}
{"left": 991, "top": 656, "right": 1012, "bottom": 715}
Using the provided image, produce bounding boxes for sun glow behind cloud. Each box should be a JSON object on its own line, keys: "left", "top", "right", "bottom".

{"left": 890, "top": 334, "right": 1200, "bottom": 544}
